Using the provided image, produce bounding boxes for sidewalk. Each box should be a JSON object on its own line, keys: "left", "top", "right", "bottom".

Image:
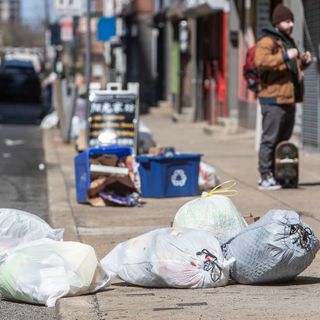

{"left": 43, "top": 107, "right": 320, "bottom": 320}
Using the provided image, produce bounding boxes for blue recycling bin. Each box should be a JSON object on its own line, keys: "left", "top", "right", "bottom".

{"left": 136, "top": 153, "right": 202, "bottom": 198}
{"left": 74, "top": 145, "right": 132, "bottom": 203}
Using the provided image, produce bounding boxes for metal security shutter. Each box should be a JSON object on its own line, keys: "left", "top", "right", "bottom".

{"left": 256, "top": 0, "right": 270, "bottom": 39}
{"left": 302, "top": 0, "right": 320, "bottom": 150}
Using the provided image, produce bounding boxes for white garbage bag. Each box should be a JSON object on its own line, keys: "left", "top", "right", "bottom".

{"left": 222, "top": 209, "right": 320, "bottom": 284}
{"left": 138, "top": 120, "right": 156, "bottom": 154}
{"left": 0, "top": 208, "right": 64, "bottom": 251}
{"left": 173, "top": 194, "right": 247, "bottom": 243}
{"left": 40, "top": 111, "right": 59, "bottom": 129}
{"left": 0, "top": 239, "right": 112, "bottom": 307}
{"left": 101, "top": 227, "right": 233, "bottom": 289}
{"left": 198, "top": 162, "right": 220, "bottom": 191}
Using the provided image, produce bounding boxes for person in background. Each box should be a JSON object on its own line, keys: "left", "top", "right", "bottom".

{"left": 43, "top": 71, "right": 58, "bottom": 115}
{"left": 255, "top": 4, "right": 312, "bottom": 191}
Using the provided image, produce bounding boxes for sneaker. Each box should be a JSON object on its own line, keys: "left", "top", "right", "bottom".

{"left": 258, "top": 174, "right": 281, "bottom": 191}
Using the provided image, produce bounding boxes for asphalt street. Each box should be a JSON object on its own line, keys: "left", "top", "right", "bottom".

{"left": 0, "top": 124, "right": 56, "bottom": 320}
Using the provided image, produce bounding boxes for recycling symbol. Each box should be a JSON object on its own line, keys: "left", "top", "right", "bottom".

{"left": 171, "top": 169, "right": 187, "bottom": 187}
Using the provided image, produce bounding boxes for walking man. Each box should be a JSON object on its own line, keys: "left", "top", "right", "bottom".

{"left": 255, "top": 4, "right": 312, "bottom": 190}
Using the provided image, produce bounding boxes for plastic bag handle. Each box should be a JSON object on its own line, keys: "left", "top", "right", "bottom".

{"left": 202, "top": 180, "right": 238, "bottom": 197}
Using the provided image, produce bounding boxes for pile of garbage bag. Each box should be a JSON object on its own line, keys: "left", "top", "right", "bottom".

{"left": 102, "top": 205, "right": 318, "bottom": 289}
{"left": 0, "top": 201, "right": 319, "bottom": 308}
{"left": 171, "top": 190, "right": 319, "bottom": 284}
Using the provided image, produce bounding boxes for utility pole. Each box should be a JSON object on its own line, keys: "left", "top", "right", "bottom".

{"left": 85, "top": 0, "right": 92, "bottom": 145}
{"left": 44, "top": 0, "right": 50, "bottom": 28}
{"left": 44, "top": 0, "right": 50, "bottom": 72}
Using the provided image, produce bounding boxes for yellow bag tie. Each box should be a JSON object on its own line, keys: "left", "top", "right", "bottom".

{"left": 202, "top": 180, "right": 238, "bottom": 197}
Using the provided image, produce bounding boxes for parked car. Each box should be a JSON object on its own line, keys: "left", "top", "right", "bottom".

{"left": 0, "top": 59, "right": 42, "bottom": 104}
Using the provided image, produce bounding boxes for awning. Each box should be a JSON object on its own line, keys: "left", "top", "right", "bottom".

{"left": 184, "top": 0, "right": 229, "bottom": 17}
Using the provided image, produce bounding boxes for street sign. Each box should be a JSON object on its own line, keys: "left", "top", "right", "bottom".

{"left": 54, "top": 0, "right": 83, "bottom": 16}
{"left": 60, "top": 16, "right": 73, "bottom": 42}
{"left": 88, "top": 84, "right": 139, "bottom": 152}
{"left": 97, "top": 17, "right": 116, "bottom": 42}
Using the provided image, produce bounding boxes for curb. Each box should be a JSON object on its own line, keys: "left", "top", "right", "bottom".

{"left": 43, "top": 128, "right": 102, "bottom": 320}
{"left": 43, "top": 128, "right": 79, "bottom": 242}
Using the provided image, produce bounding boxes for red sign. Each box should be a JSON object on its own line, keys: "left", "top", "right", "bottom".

{"left": 60, "top": 16, "right": 73, "bottom": 42}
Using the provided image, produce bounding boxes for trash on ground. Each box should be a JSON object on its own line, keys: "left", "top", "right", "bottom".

{"left": 198, "top": 161, "right": 220, "bottom": 191}
{"left": 222, "top": 209, "right": 320, "bottom": 284}
{"left": 40, "top": 111, "right": 59, "bottom": 129}
{"left": 38, "top": 163, "right": 46, "bottom": 171}
{"left": 0, "top": 208, "right": 63, "bottom": 252}
{"left": 99, "top": 191, "right": 140, "bottom": 207}
{"left": 101, "top": 227, "right": 234, "bottom": 288}
{"left": 138, "top": 120, "right": 157, "bottom": 154}
{"left": 243, "top": 213, "right": 260, "bottom": 224}
{"left": 173, "top": 182, "right": 247, "bottom": 243}
{"left": 4, "top": 139, "right": 24, "bottom": 146}
{"left": 0, "top": 239, "right": 112, "bottom": 307}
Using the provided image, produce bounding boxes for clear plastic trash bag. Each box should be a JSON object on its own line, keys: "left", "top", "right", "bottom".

{"left": 173, "top": 194, "right": 247, "bottom": 243}
{"left": 198, "top": 162, "right": 220, "bottom": 191}
{"left": 101, "top": 227, "right": 234, "bottom": 289}
{"left": 0, "top": 208, "right": 64, "bottom": 252}
{"left": 0, "top": 239, "right": 112, "bottom": 307}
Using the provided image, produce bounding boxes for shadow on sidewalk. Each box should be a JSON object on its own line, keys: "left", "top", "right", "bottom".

{"left": 299, "top": 182, "right": 320, "bottom": 187}
{"left": 104, "top": 277, "right": 320, "bottom": 290}
{"left": 256, "top": 276, "right": 320, "bottom": 287}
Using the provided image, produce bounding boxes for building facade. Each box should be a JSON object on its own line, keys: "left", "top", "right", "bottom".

{"left": 101, "top": 0, "right": 320, "bottom": 150}
{"left": 0, "top": 0, "right": 20, "bottom": 24}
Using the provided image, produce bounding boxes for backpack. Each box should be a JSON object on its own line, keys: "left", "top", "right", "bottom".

{"left": 243, "top": 36, "right": 279, "bottom": 94}
{"left": 243, "top": 46, "right": 259, "bottom": 93}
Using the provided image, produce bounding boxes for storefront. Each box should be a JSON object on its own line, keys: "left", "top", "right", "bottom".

{"left": 184, "top": 0, "right": 229, "bottom": 123}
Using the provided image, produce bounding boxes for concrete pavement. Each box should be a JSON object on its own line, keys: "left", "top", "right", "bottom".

{"left": 43, "top": 106, "right": 320, "bottom": 320}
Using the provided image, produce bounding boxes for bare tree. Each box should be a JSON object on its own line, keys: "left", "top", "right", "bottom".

{"left": 0, "top": 22, "right": 45, "bottom": 47}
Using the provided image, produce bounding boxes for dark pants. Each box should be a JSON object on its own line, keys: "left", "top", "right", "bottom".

{"left": 259, "top": 104, "right": 295, "bottom": 177}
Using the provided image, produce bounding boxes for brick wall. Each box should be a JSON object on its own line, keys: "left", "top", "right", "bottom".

{"left": 132, "top": 0, "right": 153, "bottom": 13}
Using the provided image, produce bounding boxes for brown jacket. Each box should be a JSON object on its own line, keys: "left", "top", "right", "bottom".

{"left": 255, "top": 36, "right": 306, "bottom": 104}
